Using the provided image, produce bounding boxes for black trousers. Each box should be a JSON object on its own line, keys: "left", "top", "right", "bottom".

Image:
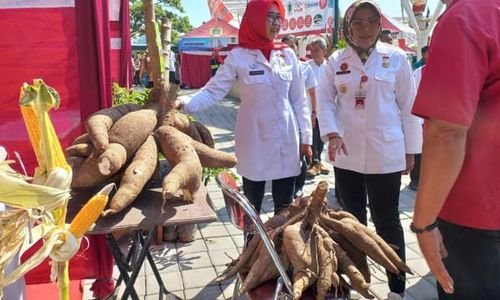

{"left": 169, "top": 71, "right": 179, "bottom": 84}
{"left": 294, "top": 156, "right": 307, "bottom": 196}
{"left": 242, "top": 176, "right": 296, "bottom": 214}
{"left": 312, "top": 120, "right": 324, "bottom": 163}
{"left": 437, "top": 219, "right": 500, "bottom": 299}
{"left": 410, "top": 153, "right": 421, "bottom": 184}
{"left": 334, "top": 167, "right": 406, "bottom": 293}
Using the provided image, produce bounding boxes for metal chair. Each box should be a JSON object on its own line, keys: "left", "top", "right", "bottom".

{"left": 216, "top": 172, "right": 293, "bottom": 300}
{"left": 216, "top": 172, "right": 352, "bottom": 300}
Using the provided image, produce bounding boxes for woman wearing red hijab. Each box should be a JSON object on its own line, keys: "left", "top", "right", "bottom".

{"left": 176, "top": 0, "right": 312, "bottom": 214}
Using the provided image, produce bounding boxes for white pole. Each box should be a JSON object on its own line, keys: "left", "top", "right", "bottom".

{"left": 400, "top": 0, "right": 444, "bottom": 59}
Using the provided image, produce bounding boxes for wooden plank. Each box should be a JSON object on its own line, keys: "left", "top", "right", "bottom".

{"left": 67, "top": 181, "right": 217, "bottom": 235}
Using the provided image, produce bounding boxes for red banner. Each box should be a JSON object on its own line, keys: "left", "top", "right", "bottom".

{"left": 280, "top": 0, "right": 336, "bottom": 37}
{"left": 207, "top": 0, "right": 233, "bottom": 23}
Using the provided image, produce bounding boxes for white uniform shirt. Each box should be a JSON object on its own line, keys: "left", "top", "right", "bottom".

{"left": 169, "top": 54, "right": 176, "bottom": 72}
{"left": 307, "top": 58, "right": 327, "bottom": 82}
{"left": 413, "top": 65, "right": 423, "bottom": 87}
{"left": 413, "top": 65, "right": 425, "bottom": 125}
{"left": 317, "top": 42, "right": 422, "bottom": 174}
{"left": 299, "top": 61, "right": 317, "bottom": 90}
{"left": 180, "top": 47, "right": 312, "bottom": 181}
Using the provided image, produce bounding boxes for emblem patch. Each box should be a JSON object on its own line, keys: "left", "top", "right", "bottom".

{"left": 339, "top": 84, "right": 348, "bottom": 94}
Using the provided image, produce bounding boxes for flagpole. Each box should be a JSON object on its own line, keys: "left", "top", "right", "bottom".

{"left": 333, "top": 0, "right": 340, "bottom": 48}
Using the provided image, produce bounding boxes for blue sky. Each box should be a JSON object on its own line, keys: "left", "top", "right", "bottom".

{"left": 183, "top": 0, "right": 442, "bottom": 27}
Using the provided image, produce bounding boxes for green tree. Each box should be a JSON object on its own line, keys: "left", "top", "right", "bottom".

{"left": 130, "top": 0, "right": 193, "bottom": 44}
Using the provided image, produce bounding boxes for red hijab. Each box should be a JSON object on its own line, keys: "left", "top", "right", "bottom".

{"left": 239, "top": 0, "right": 287, "bottom": 58}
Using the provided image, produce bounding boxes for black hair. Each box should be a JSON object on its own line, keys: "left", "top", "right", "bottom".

{"left": 421, "top": 46, "right": 429, "bottom": 54}
{"left": 381, "top": 29, "right": 392, "bottom": 36}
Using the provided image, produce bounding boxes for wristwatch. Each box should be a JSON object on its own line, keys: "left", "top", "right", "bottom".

{"left": 410, "top": 220, "right": 439, "bottom": 234}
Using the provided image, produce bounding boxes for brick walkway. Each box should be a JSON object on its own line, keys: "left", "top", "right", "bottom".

{"left": 83, "top": 91, "right": 438, "bottom": 300}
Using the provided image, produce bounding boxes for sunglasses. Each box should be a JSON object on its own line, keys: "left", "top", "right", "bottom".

{"left": 267, "top": 13, "right": 282, "bottom": 25}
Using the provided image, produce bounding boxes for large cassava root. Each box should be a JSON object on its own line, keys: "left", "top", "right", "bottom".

{"left": 66, "top": 83, "right": 237, "bottom": 215}
{"left": 217, "top": 181, "right": 413, "bottom": 299}
{"left": 85, "top": 103, "right": 142, "bottom": 153}
{"left": 96, "top": 86, "right": 179, "bottom": 177}
{"left": 102, "top": 135, "right": 158, "bottom": 216}
{"left": 155, "top": 125, "right": 202, "bottom": 202}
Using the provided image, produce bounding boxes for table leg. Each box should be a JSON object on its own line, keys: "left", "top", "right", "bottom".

{"left": 114, "top": 235, "right": 138, "bottom": 289}
{"left": 121, "top": 228, "right": 155, "bottom": 300}
{"left": 138, "top": 230, "right": 169, "bottom": 295}
{"left": 105, "top": 234, "right": 141, "bottom": 300}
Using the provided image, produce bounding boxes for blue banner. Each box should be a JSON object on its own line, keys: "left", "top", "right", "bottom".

{"left": 179, "top": 37, "right": 237, "bottom": 51}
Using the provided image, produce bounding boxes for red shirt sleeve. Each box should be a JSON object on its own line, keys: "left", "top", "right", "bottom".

{"left": 412, "top": 11, "right": 489, "bottom": 128}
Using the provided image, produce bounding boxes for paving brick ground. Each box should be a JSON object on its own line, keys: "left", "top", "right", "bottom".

{"left": 83, "top": 91, "right": 438, "bottom": 300}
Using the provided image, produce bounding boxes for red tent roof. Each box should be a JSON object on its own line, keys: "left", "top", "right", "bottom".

{"left": 184, "top": 18, "right": 238, "bottom": 38}
{"left": 381, "top": 14, "right": 401, "bottom": 32}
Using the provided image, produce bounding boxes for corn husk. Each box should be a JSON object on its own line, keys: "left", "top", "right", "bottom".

{"left": 0, "top": 80, "right": 106, "bottom": 300}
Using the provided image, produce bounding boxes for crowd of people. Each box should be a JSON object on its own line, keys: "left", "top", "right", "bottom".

{"left": 132, "top": 50, "right": 180, "bottom": 88}
{"left": 176, "top": 0, "right": 499, "bottom": 299}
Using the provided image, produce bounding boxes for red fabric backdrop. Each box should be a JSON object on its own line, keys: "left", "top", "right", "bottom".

{"left": 180, "top": 52, "right": 227, "bottom": 88}
{"left": 0, "top": 1, "right": 128, "bottom": 298}
{"left": 119, "top": 0, "right": 132, "bottom": 87}
{"left": 0, "top": 7, "right": 82, "bottom": 174}
{"left": 75, "top": 0, "right": 112, "bottom": 123}
{"left": 22, "top": 235, "right": 109, "bottom": 283}
{"left": 181, "top": 53, "right": 212, "bottom": 88}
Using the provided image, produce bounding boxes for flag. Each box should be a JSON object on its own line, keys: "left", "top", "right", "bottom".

{"left": 207, "top": 0, "right": 234, "bottom": 23}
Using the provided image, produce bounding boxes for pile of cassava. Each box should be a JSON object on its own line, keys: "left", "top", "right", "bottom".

{"left": 65, "top": 84, "right": 237, "bottom": 216}
{"left": 217, "top": 181, "right": 413, "bottom": 300}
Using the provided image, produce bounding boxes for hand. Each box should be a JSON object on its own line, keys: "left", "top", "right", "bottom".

{"left": 328, "top": 137, "right": 348, "bottom": 161}
{"left": 311, "top": 114, "right": 317, "bottom": 128}
{"left": 174, "top": 100, "right": 183, "bottom": 110}
{"left": 300, "top": 144, "right": 313, "bottom": 165}
{"left": 402, "top": 153, "right": 415, "bottom": 175}
{"left": 416, "top": 228, "right": 454, "bottom": 294}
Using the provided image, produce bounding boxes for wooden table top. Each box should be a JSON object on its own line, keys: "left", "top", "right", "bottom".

{"left": 67, "top": 180, "right": 217, "bottom": 235}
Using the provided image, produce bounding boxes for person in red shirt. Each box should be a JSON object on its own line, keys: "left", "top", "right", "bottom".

{"left": 412, "top": 0, "right": 500, "bottom": 298}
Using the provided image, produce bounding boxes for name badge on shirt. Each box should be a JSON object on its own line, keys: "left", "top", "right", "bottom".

{"left": 249, "top": 70, "right": 265, "bottom": 76}
{"left": 382, "top": 56, "right": 390, "bottom": 68}
{"left": 335, "top": 70, "right": 351, "bottom": 75}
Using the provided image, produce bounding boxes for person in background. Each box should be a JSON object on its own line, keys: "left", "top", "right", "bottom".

{"left": 380, "top": 29, "right": 393, "bottom": 44}
{"left": 168, "top": 50, "right": 179, "bottom": 85}
{"left": 307, "top": 37, "right": 330, "bottom": 177}
{"left": 408, "top": 45, "right": 429, "bottom": 191}
{"left": 412, "top": 45, "right": 429, "bottom": 70}
{"left": 317, "top": 1, "right": 422, "bottom": 299}
{"left": 412, "top": 46, "right": 429, "bottom": 85}
{"left": 139, "top": 51, "right": 153, "bottom": 88}
{"left": 132, "top": 53, "right": 142, "bottom": 86}
{"left": 281, "top": 34, "right": 317, "bottom": 198}
{"left": 210, "top": 49, "right": 223, "bottom": 77}
{"left": 176, "top": 52, "right": 185, "bottom": 88}
{"left": 412, "top": 0, "right": 500, "bottom": 298}
{"left": 175, "top": 0, "right": 312, "bottom": 215}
